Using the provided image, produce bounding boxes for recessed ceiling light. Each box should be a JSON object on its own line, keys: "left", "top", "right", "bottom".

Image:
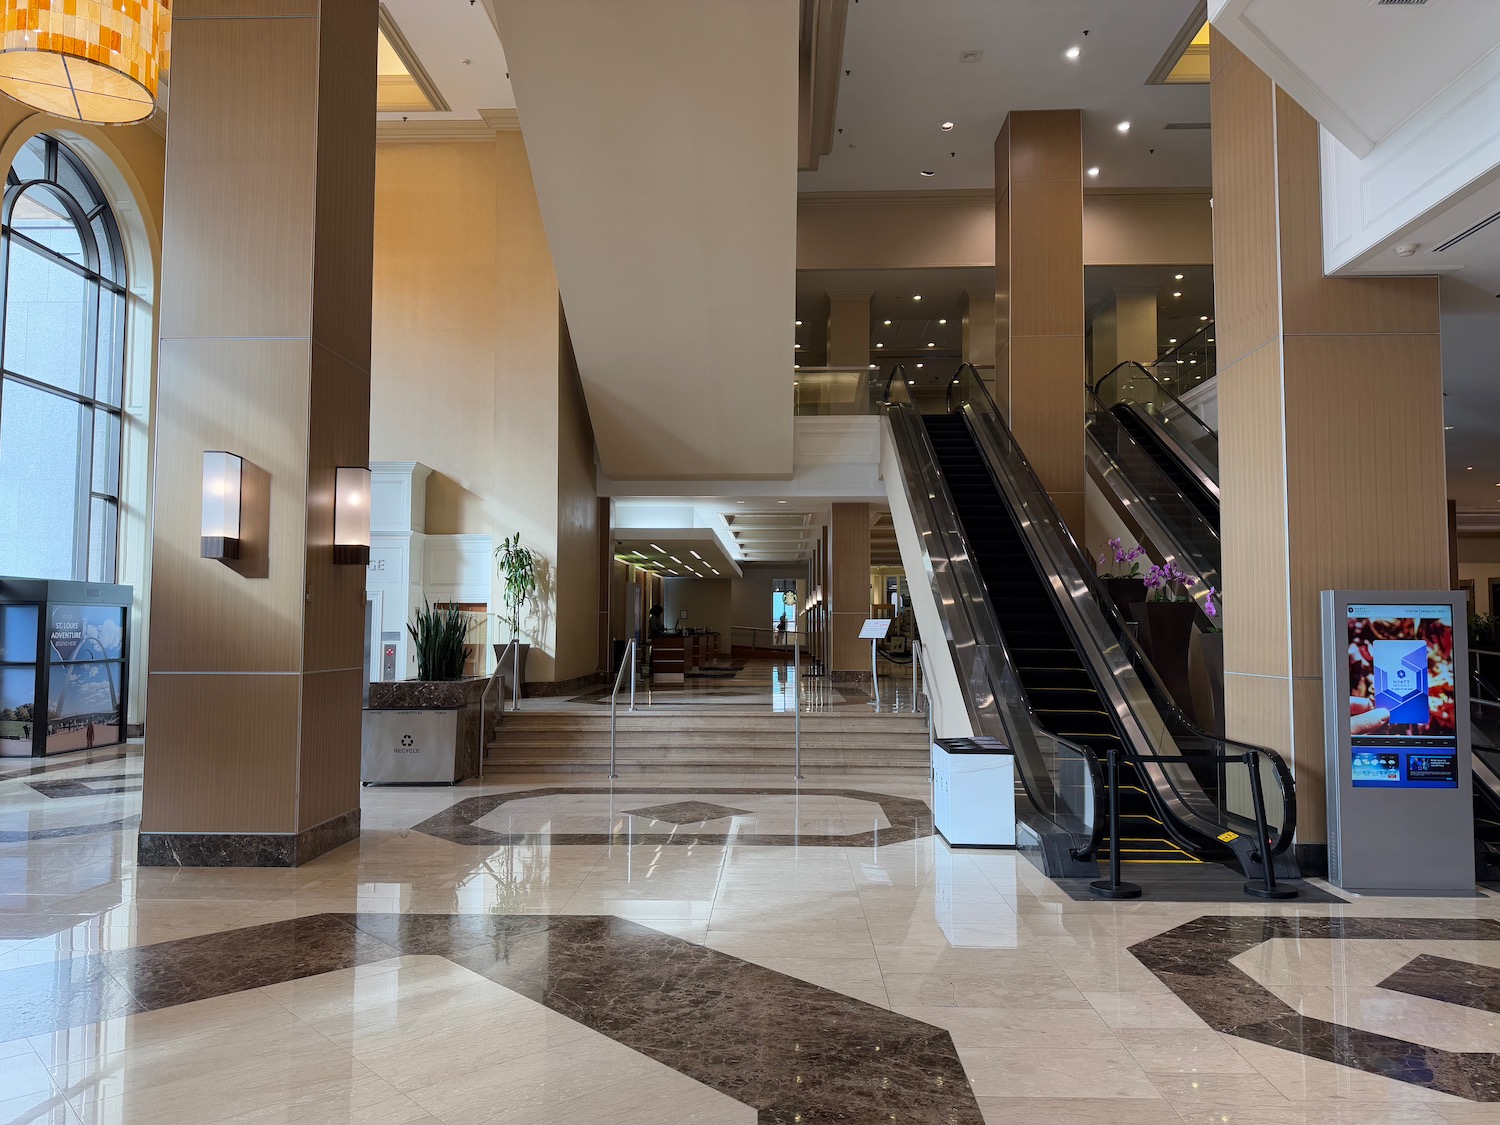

{"left": 793, "top": 343, "right": 801, "bottom": 349}
{"left": 919, "top": 170, "right": 936, "bottom": 177}
{"left": 926, "top": 342, "right": 935, "bottom": 347}
{"left": 793, "top": 364, "right": 800, "bottom": 370}
{"left": 1065, "top": 45, "right": 1080, "bottom": 60}
{"left": 883, "top": 319, "right": 892, "bottom": 326}
{"left": 1173, "top": 291, "right": 1182, "bottom": 298}
{"left": 912, "top": 294, "right": 922, "bottom": 301}
{"left": 907, "top": 379, "right": 915, "bottom": 385}
{"left": 1200, "top": 315, "right": 1209, "bottom": 321}
{"left": 875, "top": 342, "right": 884, "bottom": 348}
{"left": 1207, "top": 338, "right": 1214, "bottom": 343}
{"left": 1168, "top": 338, "right": 1178, "bottom": 344}
{"left": 1445, "top": 425, "right": 1455, "bottom": 431}
{"left": 736, "top": 499, "right": 746, "bottom": 503}
{"left": 1086, "top": 166, "right": 1100, "bottom": 177}
{"left": 1117, "top": 121, "right": 1131, "bottom": 133}
{"left": 794, "top": 319, "right": 802, "bottom": 326}
{"left": 778, "top": 500, "right": 788, "bottom": 504}
{"left": 1174, "top": 274, "right": 1184, "bottom": 280}
{"left": 940, "top": 121, "right": 955, "bottom": 131}
{"left": 1467, "top": 467, "right": 1474, "bottom": 471}
{"left": 915, "top": 363, "right": 924, "bottom": 369}
{"left": 938, "top": 318, "right": 947, "bottom": 325}
{"left": 868, "top": 364, "right": 878, "bottom": 369}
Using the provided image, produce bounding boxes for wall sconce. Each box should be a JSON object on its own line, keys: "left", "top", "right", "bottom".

{"left": 201, "top": 451, "right": 243, "bottom": 560}
{"left": 333, "top": 466, "right": 371, "bottom": 565}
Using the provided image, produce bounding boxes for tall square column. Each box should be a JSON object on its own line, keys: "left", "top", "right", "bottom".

{"left": 995, "top": 110, "right": 1085, "bottom": 530}
{"left": 828, "top": 502, "right": 871, "bottom": 675}
{"left": 1211, "top": 36, "right": 1447, "bottom": 861}
{"left": 140, "top": 0, "right": 378, "bottom": 866}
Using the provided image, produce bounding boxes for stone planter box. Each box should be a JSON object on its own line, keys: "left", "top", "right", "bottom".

{"left": 365, "top": 677, "right": 494, "bottom": 783}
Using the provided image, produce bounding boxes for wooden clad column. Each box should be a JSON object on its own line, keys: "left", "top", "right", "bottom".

{"left": 825, "top": 291, "right": 871, "bottom": 367}
{"left": 1211, "top": 36, "right": 1446, "bottom": 865}
{"left": 995, "top": 110, "right": 1086, "bottom": 530}
{"left": 829, "top": 503, "right": 870, "bottom": 675}
{"left": 140, "top": 0, "right": 378, "bottom": 866}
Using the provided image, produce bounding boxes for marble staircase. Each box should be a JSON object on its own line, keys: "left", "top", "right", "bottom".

{"left": 485, "top": 710, "right": 931, "bottom": 774}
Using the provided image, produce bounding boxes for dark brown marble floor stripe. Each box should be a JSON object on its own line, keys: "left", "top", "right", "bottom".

{"left": 0, "top": 748, "right": 130, "bottom": 782}
{"left": 27, "top": 775, "right": 142, "bottom": 799}
{"left": 1131, "top": 915, "right": 1500, "bottom": 1102}
{"left": 0, "top": 815, "right": 141, "bottom": 844}
{"left": 1379, "top": 953, "right": 1500, "bottom": 1015}
{"left": 411, "top": 786, "right": 933, "bottom": 848}
{"left": 0, "top": 912, "right": 981, "bottom": 1124}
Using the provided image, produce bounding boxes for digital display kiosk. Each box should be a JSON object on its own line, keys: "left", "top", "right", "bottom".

{"left": 1321, "top": 590, "right": 1473, "bottom": 893}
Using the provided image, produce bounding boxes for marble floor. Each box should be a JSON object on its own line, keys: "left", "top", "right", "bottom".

{"left": 3, "top": 747, "right": 1500, "bottom": 1123}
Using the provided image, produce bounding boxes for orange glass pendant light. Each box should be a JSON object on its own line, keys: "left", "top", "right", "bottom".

{"left": 0, "top": 1, "right": 170, "bottom": 125}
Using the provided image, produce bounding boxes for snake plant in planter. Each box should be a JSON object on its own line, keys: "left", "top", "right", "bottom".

{"left": 494, "top": 533, "right": 538, "bottom": 684}
{"left": 407, "top": 601, "right": 473, "bottom": 681}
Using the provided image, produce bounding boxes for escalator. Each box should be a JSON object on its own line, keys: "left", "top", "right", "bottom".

{"left": 923, "top": 414, "right": 1194, "bottom": 864}
{"left": 884, "top": 363, "right": 1298, "bottom": 879}
{"left": 1471, "top": 667, "right": 1500, "bottom": 881}
{"left": 1107, "top": 403, "right": 1219, "bottom": 533}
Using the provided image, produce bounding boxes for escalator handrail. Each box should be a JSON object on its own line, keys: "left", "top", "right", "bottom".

{"left": 1098, "top": 393, "right": 1222, "bottom": 505}
{"left": 949, "top": 363, "right": 1298, "bottom": 856}
{"left": 1092, "top": 359, "right": 1217, "bottom": 445}
{"left": 881, "top": 362, "right": 910, "bottom": 404}
{"left": 1082, "top": 399, "right": 1222, "bottom": 623}
{"left": 883, "top": 383, "right": 1105, "bottom": 860}
{"left": 1149, "top": 318, "right": 1216, "bottom": 373}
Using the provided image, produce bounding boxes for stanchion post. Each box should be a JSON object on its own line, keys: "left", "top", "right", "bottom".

{"left": 1242, "top": 750, "right": 1297, "bottom": 900}
{"left": 1090, "top": 747, "right": 1142, "bottom": 900}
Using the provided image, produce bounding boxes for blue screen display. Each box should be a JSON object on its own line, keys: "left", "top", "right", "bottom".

{"left": 1352, "top": 748, "right": 1457, "bottom": 789}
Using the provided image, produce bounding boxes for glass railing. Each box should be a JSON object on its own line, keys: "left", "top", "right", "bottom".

{"left": 1084, "top": 389, "right": 1221, "bottom": 607}
{"left": 1153, "top": 321, "right": 1217, "bottom": 386}
{"left": 940, "top": 363, "right": 1296, "bottom": 859}
{"left": 1093, "top": 360, "right": 1220, "bottom": 490}
{"left": 793, "top": 366, "right": 885, "bottom": 416}
{"left": 883, "top": 376, "right": 1102, "bottom": 857}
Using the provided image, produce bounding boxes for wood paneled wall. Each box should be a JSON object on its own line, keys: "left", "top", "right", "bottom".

{"left": 142, "top": 0, "right": 377, "bottom": 840}
{"left": 825, "top": 292, "right": 872, "bottom": 368}
{"left": 995, "top": 111, "right": 1086, "bottom": 532}
{"left": 1211, "top": 37, "right": 1447, "bottom": 846}
{"left": 829, "top": 502, "right": 871, "bottom": 672}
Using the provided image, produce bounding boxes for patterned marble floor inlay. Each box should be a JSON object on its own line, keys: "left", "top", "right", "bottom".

{"left": 1131, "top": 915, "right": 1500, "bottom": 1101}
{"left": 621, "top": 799, "right": 752, "bottom": 824}
{"left": 26, "top": 773, "right": 142, "bottom": 799}
{"left": 1379, "top": 953, "right": 1500, "bottom": 1015}
{"left": 412, "top": 786, "right": 934, "bottom": 847}
{"left": 0, "top": 912, "right": 983, "bottom": 1124}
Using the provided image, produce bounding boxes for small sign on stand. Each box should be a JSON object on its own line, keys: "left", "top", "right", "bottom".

{"left": 859, "top": 618, "right": 892, "bottom": 709}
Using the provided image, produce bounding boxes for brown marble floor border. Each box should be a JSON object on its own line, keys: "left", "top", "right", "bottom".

{"left": 1379, "top": 953, "right": 1500, "bottom": 1015}
{"left": 0, "top": 912, "right": 982, "bottom": 1124}
{"left": 0, "top": 748, "right": 131, "bottom": 782}
{"left": 410, "top": 785, "right": 934, "bottom": 848}
{"left": 1130, "top": 915, "right": 1500, "bottom": 1101}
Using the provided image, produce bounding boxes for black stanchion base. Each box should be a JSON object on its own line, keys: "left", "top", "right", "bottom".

{"left": 1090, "top": 880, "right": 1142, "bottom": 899}
{"left": 1243, "top": 882, "right": 1298, "bottom": 900}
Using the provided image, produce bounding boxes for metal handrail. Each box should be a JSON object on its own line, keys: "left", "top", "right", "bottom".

{"left": 1148, "top": 318, "right": 1215, "bottom": 372}
{"left": 881, "top": 363, "right": 909, "bottom": 403}
{"left": 1093, "top": 359, "right": 1216, "bottom": 440}
{"left": 949, "top": 362, "right": 1298, "bottom": 859}
{"left": 608, "top": 638, "right": 637, "bottom": 779}
{"left": 477, "top": 642, "right": 515, "bottom": 782}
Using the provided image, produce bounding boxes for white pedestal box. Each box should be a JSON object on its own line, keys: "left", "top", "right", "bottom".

{"left": 932, "top": 737, "right": 1016, "bottom": 847}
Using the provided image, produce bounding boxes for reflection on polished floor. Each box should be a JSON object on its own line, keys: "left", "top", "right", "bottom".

{"left": 3, "top": 748, "right": 1500, "bottom": 1123}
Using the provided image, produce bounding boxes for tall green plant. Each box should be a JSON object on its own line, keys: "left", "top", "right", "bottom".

{"left": 494, "top": 532, "right": 537, "bottom": 640}
{"left": 408, "top": 601, "right": 472, "bottom": 681}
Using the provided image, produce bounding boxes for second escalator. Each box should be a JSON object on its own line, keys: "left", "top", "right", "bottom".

{"left": 923, "top": 412, "right": 1199, "bottom": 866}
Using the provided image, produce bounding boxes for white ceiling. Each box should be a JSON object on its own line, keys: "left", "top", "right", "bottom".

{"left": 1209, "top": 0, "right": 1500, "bottom": 158}
{"left": 798, "top": 0, "right": 1212, "bottom": 193}
{"left": 379, "top": 0, "right": 515, "bottom": 120}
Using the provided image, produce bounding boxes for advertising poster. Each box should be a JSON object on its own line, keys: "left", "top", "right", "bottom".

{"left": 48, "top": 605, "right": 124, "bottom": 662}
{"left": 0, "top": 665, "right": 36, "bottom": 755}
{"left": 45, "top": 661, "right": 122, "bottom": 753}
{"left": 1346, "top": 604, "right": 1457, "bottom": 788}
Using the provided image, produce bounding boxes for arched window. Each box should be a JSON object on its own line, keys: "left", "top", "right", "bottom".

{"left": 0, "top": 134, "right": 126, "bottom": 582}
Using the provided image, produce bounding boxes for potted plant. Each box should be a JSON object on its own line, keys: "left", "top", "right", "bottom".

{"left": 1097, "top": 537, "right": 1148, "bottom": 623}
{"left": 1189, "top": 586, "right": 1225, "bottom": 735}
{"left": 1141, "top": 561, "right": 1199, "bottom": 714}
{"left": 407, "top": 601, "right": 473, "bottom": 681}
{"left": 494, "top": 532, "right": 538, "bottom": 685}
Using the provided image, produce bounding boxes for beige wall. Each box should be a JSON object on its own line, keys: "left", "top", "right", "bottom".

{"left": 797, "top": 189, "right": 1212, "bottom": 271}
{"left": 370, "top": 134, "right": 601, "bottom": 682}
{"left": 664, "top": 578, "right": 733, "bottom": 641}
{"left": 1459, "top": 534, "right": 1500, "bottom": 614}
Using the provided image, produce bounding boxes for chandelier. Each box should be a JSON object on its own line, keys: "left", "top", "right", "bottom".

{"left": 0, "top": 1, "right": 170, "bottom": 125}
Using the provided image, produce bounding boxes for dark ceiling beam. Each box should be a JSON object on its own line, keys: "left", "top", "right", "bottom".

{"left": 798, "top": 0, "right": 848, "bottom": 172}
